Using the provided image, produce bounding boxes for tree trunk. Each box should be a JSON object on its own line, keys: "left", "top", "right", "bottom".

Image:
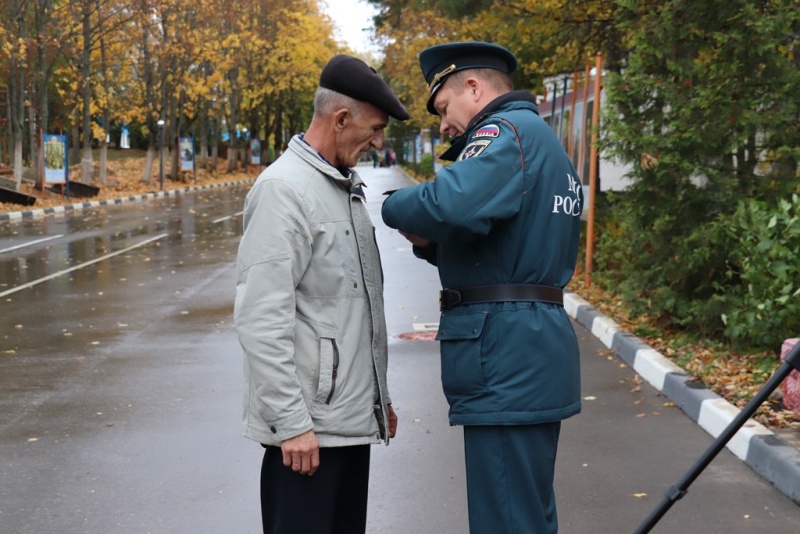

{"left": 200, "top": 99, "right": 209, "bottom": 171}
{"left": 140, "top": 3, "right": 154, "bottom": 185}
{"left": 34, "top": 0, "right": 52, "bottom": 189}
{"left": 171, "top": 135, "right": 179, "bottom": 180}
{"left": 11, "top": 0, "right": 25, "bottom": 189}
{"left": 97, "top": 0, "right": 109, "bottom": 186}
{"left": 143, "top": 145, "right": 156, "bottom": 184}
{"left": 226, "top": 139, "right": 237, "bottom": 172}
{"left": 274, "top": 102, "right": 284, "bottom": 156}
{"left": 71, "top": 123, "right": 80, "bottom": 167}
{"left": 211, "top": 118, "right": 218, "bottom": 171}
{"left": 80, "top": 0, "right": 94, "bottom": 184}
{"left": 28, "top": 104, "right": 39, "bottom": 183}
{"left": 1, "top": 89, "right": 9, "bottom": 166}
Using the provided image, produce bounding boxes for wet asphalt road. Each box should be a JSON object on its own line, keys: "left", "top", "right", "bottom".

{"left": 1, "top": 165, "right": 798, "bottom": 533}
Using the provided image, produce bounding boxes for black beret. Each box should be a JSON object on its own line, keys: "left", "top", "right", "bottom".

{"left": 419, "top": 42, "right": 517, "bottom": 115}
{"left": 319, "top": 55, "right": 410, "bottom": 121}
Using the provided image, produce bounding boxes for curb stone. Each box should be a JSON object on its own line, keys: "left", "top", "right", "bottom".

{"left": 565, "top": 290, "right": 800, "bottom": 504}
{"left": 0, "top": 178, "right": 256, "bottom": 223}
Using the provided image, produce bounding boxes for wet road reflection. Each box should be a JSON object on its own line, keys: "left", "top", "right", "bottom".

{"left": 0, "top": 184, "right": 249, "bottom": 429}
{"left": 0, "top": 182, "right": 263, "bottom": 533}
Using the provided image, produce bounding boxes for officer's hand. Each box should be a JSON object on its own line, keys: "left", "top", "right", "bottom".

{"left": 281, "top": 430, "right": 320, "bottom": 476}
{"left": 399, "top": 231, "right": 431, "bottom": 248}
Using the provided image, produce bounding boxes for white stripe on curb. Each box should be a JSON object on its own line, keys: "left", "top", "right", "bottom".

{"left": 697, "top": 398, "right": 772, "bottom": 460}
{"left": 633, "top": 348, "right": 685, "bottom": 391}
{"left": 590, "top": 315, "right": 621, "bottom": 348}
{"left": 564, "top": 291, "right": 591, "bottom": 317}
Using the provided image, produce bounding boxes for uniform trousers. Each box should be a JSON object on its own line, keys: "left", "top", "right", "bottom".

{"left": 260, "top": 444, "right": 370, "bottom": 534}
{"left": 463, "top": 422, "right": 561, "bottom": 534}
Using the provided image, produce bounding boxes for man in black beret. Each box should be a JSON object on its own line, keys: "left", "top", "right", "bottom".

{"left": 320, "top": 54, "right": 410, "bottom": 121}
{"left": 235, "top": 54, "right": 408, "bottom": 534}
{"left": 382, "top": 42, "right": 584, "bottom": 533}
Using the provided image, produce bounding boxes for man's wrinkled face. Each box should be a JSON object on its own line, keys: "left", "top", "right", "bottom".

{"left": 335, "top": 104, "right": 388, "bottom": 168}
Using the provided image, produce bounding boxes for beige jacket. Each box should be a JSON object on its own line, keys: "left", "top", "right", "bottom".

{"left": 234, "top": 135, "right": 391, "bottom": 447}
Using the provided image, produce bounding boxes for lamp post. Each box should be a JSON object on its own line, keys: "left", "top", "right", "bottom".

{"left": 242, "top": 127, "right": 248, "bottom": 168}
{"left": 157, "top": 119, "right": 165, "bottom": 190}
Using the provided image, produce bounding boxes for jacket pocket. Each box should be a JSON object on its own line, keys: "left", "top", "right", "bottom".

{"left": 314, "top": 337, "right": 339, "bottom": 404}
{"left": 436, "top": 312, "right": 488, "bottom": 395}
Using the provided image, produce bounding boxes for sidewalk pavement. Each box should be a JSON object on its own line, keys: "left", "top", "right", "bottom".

{"left": 564, "top": 291, "right": 800, "bottom": 504}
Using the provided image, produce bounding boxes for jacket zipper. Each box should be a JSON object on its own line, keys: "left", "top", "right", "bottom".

{"left": 325, "top": 339, "right": 339, "bottom": 405}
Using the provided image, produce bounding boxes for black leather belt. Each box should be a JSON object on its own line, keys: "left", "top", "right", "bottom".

{"left": 439, "top": 284, "right": 564, "bottom": 310}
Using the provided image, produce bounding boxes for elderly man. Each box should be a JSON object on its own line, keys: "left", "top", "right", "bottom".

{"left": 382, "top": 42, "right": 584, "bottom": 533}
{"left": 234, "top": 55, "right": 409, "bottom": 534}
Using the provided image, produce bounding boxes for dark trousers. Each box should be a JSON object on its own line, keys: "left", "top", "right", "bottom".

{"left": 463, "top": 423, "right": 561, "bottom": 534}
{"left": 260, "top": 444, "right": 370, "bottom": 534}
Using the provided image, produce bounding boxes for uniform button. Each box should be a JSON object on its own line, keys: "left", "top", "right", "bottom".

{"left": 270, "top": 426, "right": 277, "bottom": 434}
{"left": 345, "top": 230, "right": 350, "bottom": 235}
{"left": 353, "top": 282, "right": 358, "bottom": 288}
{"left": 472, "top": 328, "right": 477, "bottom": 334}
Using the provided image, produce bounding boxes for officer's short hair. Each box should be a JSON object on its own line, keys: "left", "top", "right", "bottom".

{"left": 448, "top": 68, "right": 513, "bottom": 94}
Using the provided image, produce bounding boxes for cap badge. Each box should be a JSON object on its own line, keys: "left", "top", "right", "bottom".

{"left": 428, "top": 64, "right": 457, "bottom": 92}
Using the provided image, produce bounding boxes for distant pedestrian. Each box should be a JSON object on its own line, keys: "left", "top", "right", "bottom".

{"left": 235, "top": 54, "right": 409, "bottom": 534}
{"left": 382, "top": 41, "right": 584, "bottom": 534}
{"left": 372, "top": 149, "right": 379, "bottom": 167}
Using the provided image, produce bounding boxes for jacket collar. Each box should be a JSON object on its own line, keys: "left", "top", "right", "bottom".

{"left": 439, "top": 90, "right": 538, "bottom": 161}
{"left": 289, "top": 135, "right": 365, "bottom": 193}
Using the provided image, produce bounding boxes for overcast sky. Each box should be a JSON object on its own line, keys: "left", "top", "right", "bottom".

{"left": 319, "top": 0, "right": 379, "bottom": 55}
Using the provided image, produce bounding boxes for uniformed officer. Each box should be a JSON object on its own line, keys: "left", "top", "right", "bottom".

{"left": 381, "top": 42, "right": 584, "bottom": 533}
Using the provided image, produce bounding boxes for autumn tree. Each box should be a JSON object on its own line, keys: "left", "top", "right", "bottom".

{"left": 597, "top": 0, "right": 800, "bottom": 344}
{"left": 3, "top": 0, "right": 32, "bottom": 187}
{"left": 370, "top": 0, "right": 625, "bottom": 105}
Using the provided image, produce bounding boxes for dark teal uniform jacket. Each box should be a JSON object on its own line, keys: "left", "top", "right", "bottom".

{"left": 382, "top": 91, "right": 583, "bottom": 426}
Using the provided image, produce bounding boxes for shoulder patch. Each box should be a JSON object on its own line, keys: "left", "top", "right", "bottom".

{"left": 457, "top": 139, "right": 492, "bottom": 161}
{"left": 473, "top": 124, "right": 500, "bottom": 138}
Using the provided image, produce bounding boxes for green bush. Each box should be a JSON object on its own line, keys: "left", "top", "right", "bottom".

{"left": 593, "top": 184, "right": 734, "bottom": 339}
{"left": 715, "top": 194, "right": 800, "bottom": 348}
{"left": 418, "top": 153, "right": 434, "bottom": 179}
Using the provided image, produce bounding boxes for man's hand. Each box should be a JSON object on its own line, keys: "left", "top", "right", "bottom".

{"left": 387, "top": 404, "right": 398, "bottom": 438}
{"left": 281, "top": 430, "right": 320, "bottom": 476}
{"left": 399, "top": 231, "right": 431, "bottom": 248}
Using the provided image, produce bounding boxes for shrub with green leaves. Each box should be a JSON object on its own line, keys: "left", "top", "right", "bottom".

{"left": 594, "top": 0, "right": 800, "bottom": 348}
{"left": 418, "top": 153, "right": 434, "bottom": 178}
{"left": 716, "top": 195, "right": 800, "bottom": 348}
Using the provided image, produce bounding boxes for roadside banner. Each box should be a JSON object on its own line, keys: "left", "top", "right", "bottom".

{"left": 180, "top": 137, "right": 195, "bottom": 172}
{"left": 251, "top": 138, "right": 261, "bottom": 165}
{"left": 43, "top": 134, "right": 68, "bottom": 184}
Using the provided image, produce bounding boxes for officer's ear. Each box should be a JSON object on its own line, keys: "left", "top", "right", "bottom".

{"left": 464, "top": 77, "right": 482, "bottom": 102}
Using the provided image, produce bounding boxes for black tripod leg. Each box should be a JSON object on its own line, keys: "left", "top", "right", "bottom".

{"left": 633, "top": 341, "right": 800, "bottom": 534}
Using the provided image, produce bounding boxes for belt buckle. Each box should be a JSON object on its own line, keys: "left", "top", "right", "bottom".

{"left": 439, "top": 289, "right": 462, "bottom": 311}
